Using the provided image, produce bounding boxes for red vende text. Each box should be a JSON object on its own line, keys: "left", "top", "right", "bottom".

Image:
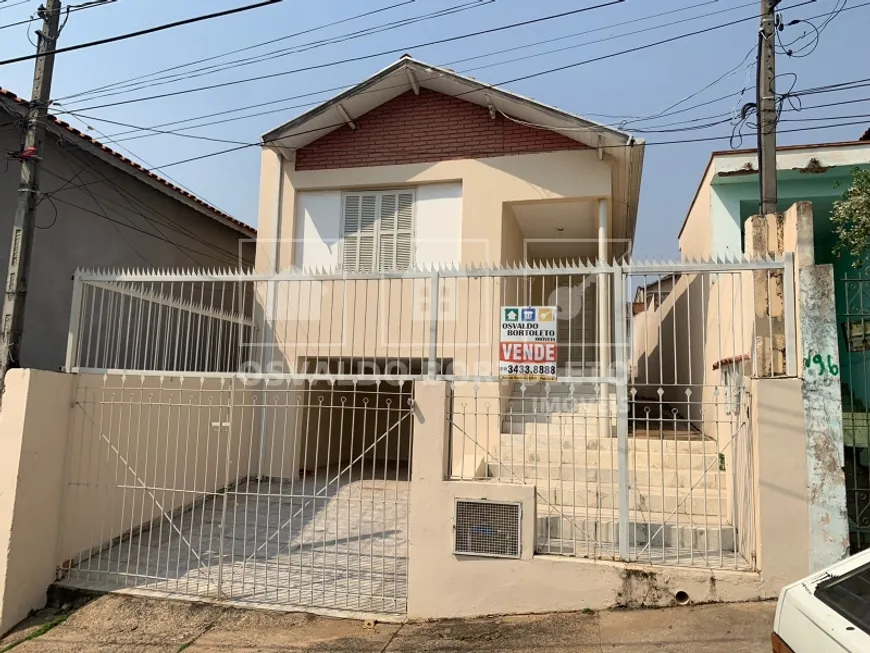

{"left": 500, "top": 343, "right": 557, "bottom": 363}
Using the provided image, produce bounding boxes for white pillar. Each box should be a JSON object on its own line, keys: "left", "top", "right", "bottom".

{"left": 597, "top": 199, "right": 610, "bottom": 439}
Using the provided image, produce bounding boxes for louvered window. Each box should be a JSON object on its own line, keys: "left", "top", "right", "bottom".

{"left": 341, "top": 191, "right": 415, "bottom": 272}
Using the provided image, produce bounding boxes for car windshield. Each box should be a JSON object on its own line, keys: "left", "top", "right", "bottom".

{"left": 815, "top": 561, "right": 870, "bottom": 636}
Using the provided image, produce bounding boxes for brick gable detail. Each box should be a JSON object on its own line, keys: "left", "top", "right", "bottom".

{"left": 295, "top": 88, "right": 587, "bottom": 171}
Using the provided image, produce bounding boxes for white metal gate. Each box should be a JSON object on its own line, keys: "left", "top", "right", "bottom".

{"left": 57, "top": 258, "right": 793, "bottom": 611}
{"left": 57, "top": 373, "right": 414, "bottom": 616}
{"left": 447, "top": 258, "right": 792, "bottom": 570}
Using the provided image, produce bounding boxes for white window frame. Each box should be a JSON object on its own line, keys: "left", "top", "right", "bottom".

{"left": 339, "top": 189, "right": 417, "bottom": 272}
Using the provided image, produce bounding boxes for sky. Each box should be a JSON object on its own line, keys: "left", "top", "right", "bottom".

{"left": 0, "top": 0, "right": 867, "bottom": 259}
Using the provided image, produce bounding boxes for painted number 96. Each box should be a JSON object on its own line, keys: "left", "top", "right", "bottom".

{"left": 804, "top": 353, "right": 839, "bottom": 376}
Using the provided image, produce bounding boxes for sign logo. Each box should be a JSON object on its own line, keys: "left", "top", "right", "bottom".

{"left": 521, "top": 308, "right": 536, "bottom": 322}
{"left": 538, "top": 308, "right": 553, "bottom": 322}
{"left": 504, "top": 308, "right": 519, "bottom": 322}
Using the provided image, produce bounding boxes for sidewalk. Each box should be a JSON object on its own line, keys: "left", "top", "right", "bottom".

{"left": 0, "top": 594, "right": 775, "bottom": 653}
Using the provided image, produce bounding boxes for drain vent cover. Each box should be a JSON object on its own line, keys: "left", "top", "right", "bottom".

{"left": 454, "top": 499, "right": 521, "bottom": 558}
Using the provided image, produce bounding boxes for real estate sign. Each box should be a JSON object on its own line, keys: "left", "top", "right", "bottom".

{"left": 499, "top": 306, "right": 558, "bottom": 381}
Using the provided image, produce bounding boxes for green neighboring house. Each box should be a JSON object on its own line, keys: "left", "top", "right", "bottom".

{"left": 680, "top": 128, "right": 870, "bottom": 551}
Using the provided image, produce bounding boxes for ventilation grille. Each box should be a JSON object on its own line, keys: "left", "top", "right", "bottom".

{"left": 454, "top": 499, "right": 522, "bottom": 558}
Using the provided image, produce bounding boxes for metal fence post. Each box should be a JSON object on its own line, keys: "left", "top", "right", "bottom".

{"left": 217, "top": 375, "right": 233, "bottom": 599}
{"left": 611, "top": 265, "right": 630, "bottom": 561}
{"left": 428, "top": 270, "right": 440, "bottom": 379}
{"left": 64, "top": 273, "right": 84, "bottom": 372}
{"left": 256, "top": 278, "right": 276, "bottom": 481}
{"left": 783, "top": 252, "right": 797, "bottom": 377}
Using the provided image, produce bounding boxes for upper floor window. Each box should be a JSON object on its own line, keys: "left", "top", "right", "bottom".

{"left": 341, "top": 191, "right": 415, "bottom": 272}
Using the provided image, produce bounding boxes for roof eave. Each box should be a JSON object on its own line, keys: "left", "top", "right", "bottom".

{"left": 262, "top": 57, "right": 636, "bottom": 149}
{"left": 262, "top": 58, "right": 409, "bottom": 144}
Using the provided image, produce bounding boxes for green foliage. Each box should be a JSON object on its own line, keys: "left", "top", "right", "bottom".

{"left": 832, "top": 167, "right": 870, "bottom": 268}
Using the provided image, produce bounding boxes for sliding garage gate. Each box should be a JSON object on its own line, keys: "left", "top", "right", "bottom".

{"left": 57, "top": 374, "right": 414, "bottom": 617}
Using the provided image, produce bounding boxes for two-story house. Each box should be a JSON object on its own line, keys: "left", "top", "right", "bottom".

{"left": 254, "top": 56, "right": 643, "bottom": 379}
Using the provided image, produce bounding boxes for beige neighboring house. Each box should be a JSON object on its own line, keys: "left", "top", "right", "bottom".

{"left": 0, "top": 87, "right": 256, "bottom": 371}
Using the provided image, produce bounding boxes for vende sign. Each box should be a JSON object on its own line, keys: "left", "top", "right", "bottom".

{"left": 499, "top": 306, "right": 558, "bottom": 381}
{"left": 500, "top": 343, "right": 557, "bottom": 363}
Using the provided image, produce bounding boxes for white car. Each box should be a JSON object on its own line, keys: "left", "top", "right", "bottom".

{"left": 774, "top": 548, "right": 870, "bottom": 652}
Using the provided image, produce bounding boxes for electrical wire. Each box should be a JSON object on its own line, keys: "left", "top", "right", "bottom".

{"left": 70, "top": 114, "right": 251, "bottom": 145}
{"left": 57, "top": 0, "right": 636, "bottom": 111}
{"left": 51, "top": 148, "right": 162, "bottom": 265}
{"left": 42, "top": 168, "right": 239, "bottom": 266}
{"left": 776, "top": 16, "right": 821, "bottom": 57}
{"left": 0, "top": 14, "right": 33, "bottom": 32}
{"left": 58, "top": 0, "right": 821, "bottom": 115}
{"left": 779, "top": 110, "right": 870, "bottom": 122}
{"left": 37, "top": 116, "right": 245, "bottom": 253}
{"left": 34, "top": 104, "right": 870, "bottom": 233}
{"left": 60, "top": 0, "right": 494, "bottom": 103}
{"left": 63, "top": 112, "right": 870, "bottom": 187}
{"left": 76, "top": 0, "right": 857, "bottom": 146}
{"left": 66, "top": 51, "right": 760, "bottom": 147}
{"left": 0, "top": 0, "right": 284, "bottom": 67}
{"left": 0, "top": 0, "right": 114, "bottom": 32}
{"left": 61, "top": 112, "right": 235, "bottom": 213}
{"left": 0, "top": 0, "right": 30, "bottom": 12}
{"left": 59, "top": 1, "right": 634, "bottom": 105}
{"left": 434, "top": 1, "right": 759, "bottom": 87}
{"left": 35, "top": 194, "right": 58, "bottom": 229}
{"left": 47, "top": 142, "right": 243, "bottom": 265}
{"left": 815, "top": 0, "right": 848, "bottom": 34}
{"left": 72, "top": 1, "right": 745, "bottom": 140}
{"left": 59, "top": 0, "right": 419, "bottom": 101}
{"left": 64, "top": 0, "right": 781, "bottom": 110}
{"left": 31, "top": 0, "right": 869, "bottom": 205}
{"left": 55, "top": 4, "right": 821, "bottom": 150}
{"left": 618, "top": 45, "right": 757, "bottom": 127}
{"left": 20, "top": 20, "right": 784, "bottom": 147}
{"left": 775, "top": 0, "right": 848, "bottom": 59}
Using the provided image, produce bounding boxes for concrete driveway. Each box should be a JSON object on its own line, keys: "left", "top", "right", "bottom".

{"left": 0, "top": 595, "right": 775, "bottom": 652}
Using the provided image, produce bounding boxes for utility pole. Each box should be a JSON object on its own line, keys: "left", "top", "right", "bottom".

{"left": 0, "top": 0, "right": 62, "bottom": 401}
{"left": 758, "top": 0, "right": 779, "bottom": 216}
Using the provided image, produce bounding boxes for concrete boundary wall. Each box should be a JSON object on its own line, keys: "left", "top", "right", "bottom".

{"left": 745, "top": 202, "right": 849, "bottom": 572}
{"left": 0, "top": 372, "right": 830, "bottom": 631}
{"left": 0, "top": 370, "right": 74, "bottom": 634}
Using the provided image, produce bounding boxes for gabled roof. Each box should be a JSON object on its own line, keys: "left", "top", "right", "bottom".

{"left": 0, "top": 88, "right": 255, "bottom": 237}
{"left": 263, "top": 57, "right": 640, "bottom": 151}
{"left": 262, "top": 57, "right": 645, "bottom": 249}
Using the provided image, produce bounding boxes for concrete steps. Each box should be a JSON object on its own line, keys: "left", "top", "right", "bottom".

{"left": 535, "top": 509, "right": 736, "bottom": 553}
{"left": 500, "top": 419, "right": 612, "bottom": 436}
{"left": 483, "top": 473, "right": 726, "bottom": 516}
{"left": 489, "top": 377, "right": 737, "bottom": 557}
{"left": 487, "top": 463, "right": 723, "bottom": 490}
{"left": 498, "top": 433, "right": 718, "bottom": 455}
{"left": 544, "top": 488, "right": 724, "bottom": 516}
{"left": 489, "top": 448, "right": 720, "bottom": 470}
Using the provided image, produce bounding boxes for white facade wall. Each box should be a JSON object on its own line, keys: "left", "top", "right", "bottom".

{"left": 293, "top": 190, "right": 342, "bottom": 269}
{"left": 414, "top": 182, "right": 462, "bottom": 267}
